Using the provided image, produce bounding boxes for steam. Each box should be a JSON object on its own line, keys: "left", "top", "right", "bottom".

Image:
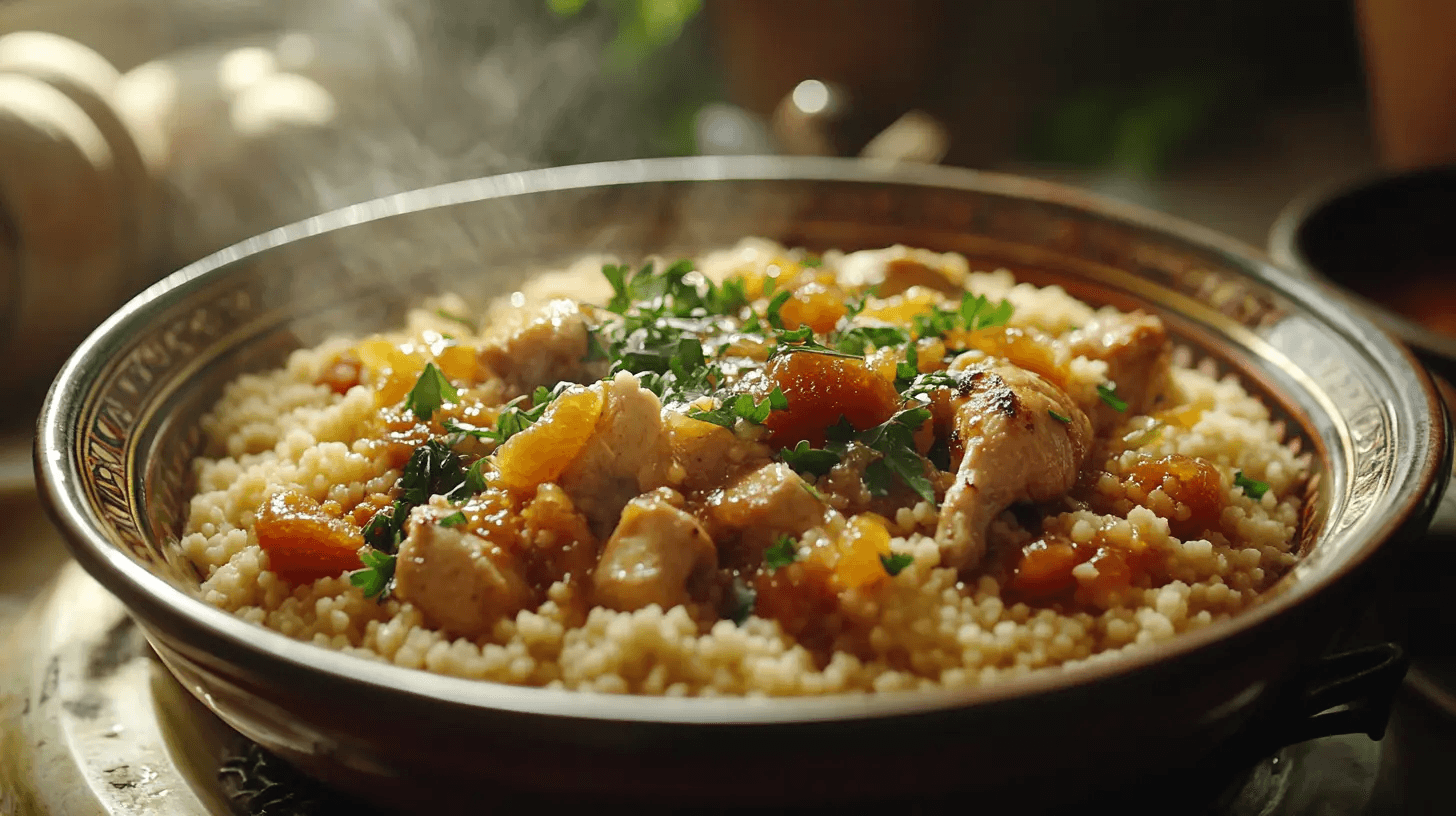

{"left": 136, "top": 0, "right": 636, "bottom": 269}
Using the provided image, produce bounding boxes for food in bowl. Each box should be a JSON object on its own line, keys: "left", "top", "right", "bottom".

{"left": 181, "top": 240, "right": 1308, "bottom": 695}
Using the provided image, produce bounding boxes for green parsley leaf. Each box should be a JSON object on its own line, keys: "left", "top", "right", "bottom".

{"left": 902, "top": 370, "right": 957, "bottom": 400}
{"left": 403, "top": 362, "right": 459, "bottom": 421}
{"left": 780, "top": 440, "right": 840, "bottom": 476}
{"left": 833, "top": 325, "right": 908, "bottom": 355}
{"left": 361, "top": 505, "right": 403, "bottom": 553}
{"left": 1234, "top": 471, "right": 1270, "bottom": 500}
{"left": 1097, "top": 382, "right": 1129, "bottom": 412}
{"left": 687, "top": 388, "right": 788, "bottom": 428}
{"left": 855, "top": 407, "right": 937, "bottom": 503}
{"left": 603, "top": 263, "right": 633, "bottom": 313}
{"left": 439, "top": 511, "right": 467, "bottom": 527}
{"left": 729, "top": 577, "right": 756, "bottom": 625}
{"left": 445, "top": 459, "right": 487, "bottom": 503}
{"left": 704, "top": 277, "right": 750, "bottom": 316}
{"left": 766, "top": 289, "right": 792, "bottom": 330}
{"left": 764, "top": 535, "right": 798, "bottom": 571}
{"left": 400, "top": 439, "right": 467, "bottom": 506}
{"left": 880, "top": 552, "right": 914, "bottom": 577}
{"left": 895, "top": 344, "right": 920, "bottom": 391}
{"left": 435, "top": 308, "right": 475, "bottom": 330}
{"left": 800, "top": 255, "right": 823, "bottom": 268}
{"left": 349, "top": 549, "right": 397, "bottom": 600}
{"left": 863, "top": 459, "right": 894, "bottom": 496}
{"left": 824, "top": 414, "right": 857, "bottom": 445}
{"left": 1048, "top": 409, "right": 1071, "bottom": 424}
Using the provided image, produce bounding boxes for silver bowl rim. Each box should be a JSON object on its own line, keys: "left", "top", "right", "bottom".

{"left": 35, "top": 155, "right": 1447, "bottom": 725}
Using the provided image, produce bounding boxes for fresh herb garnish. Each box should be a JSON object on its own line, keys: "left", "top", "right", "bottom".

{"left": 800, "top": 255, "right": 824, "bottom": 268}
{"left": 349, "top": 549, "right": 397, "bottom": 601}
{"left": 894, "top": 344, "right": 920, "bottom": 391}
{"left": 852, "top": 407, "right": 936, "bottom": 503}
{"left": 765, "top": 289, "right": 792, "bottom": 330}
{"left": 361, "top": 504, "right": 403, "bottom": 552}
{"left": 1097, "top": 382, "right": 1129, "bottom": 412}
{"left": 912, "top": 293, "right": 1013, "bottom": 340}
{"left": 901, "top": 370, "right": 957, "bottom": 400}
{"left": 1048, "top": 409, "right": 1071, "bottom": 424}
{"left": 764, "top": 535, "right": 798, "bottom": 571}
{"left": 880, "top": 552, "right": 914, "bottom": 577}
{"left": 1234, "top": 471, "right": 1270, "bottom": 500}
{"left": 403, "top": 362, "right": 459, "bottom": 421}
{"left": 444, "top": 384, "right": 568, "bottom": 445}
{"left": 445, "top": 459, "right": 487, "bottom": 503}
{"left": 435, "top": 309, "right": 474, "bottom": 330}
{"left": 687, "top": 388, "right": 789, "bottom": 428}
{"left": 438, "top": 510, "right": 467, "bottom": 527}
{"left": 833, "top": 325, "right": 908, "bottom": 355}
{"left": 780, "top": 440, "right": 840, "bottom": 476}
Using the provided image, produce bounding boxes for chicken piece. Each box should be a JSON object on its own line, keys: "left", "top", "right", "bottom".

{"left": 836, "top": 245, "right": 968, "bottom": 296}
{"left": 393, "top": 504, "right": 534, "bottom": 637}
{"left": 665, "top": 411, "right": 773, "bottom": 492}
{"left": 707, "top": 462, "right": 829, "bottom": 565}
{"left": 934, "top": 362, "right": 1093, "bottom": 572}
{"left": 593, "top": 488, "right": 716, "bottom": 612}
{"left": 558, "top": 372, "right": 673, "bottom": 538}
{"left": 477, "top": 299, "right": 602, "bottom": 397}
{"left": 1064, "top": 311, "right": 1171, "bottom": 433}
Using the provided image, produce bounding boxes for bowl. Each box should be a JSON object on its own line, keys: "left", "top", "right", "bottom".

{"left": 1269, "top": 165, "right": 1456, "bottom": 381}
{"left": 36, "top": 157, "right": 1449, "bottom": 810}
{"left": 1269, "top": 165, "right": 1456, "bottom": 717}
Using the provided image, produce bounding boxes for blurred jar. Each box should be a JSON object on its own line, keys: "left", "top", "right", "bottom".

{"left": 1358, "top": 0, "right": 1456, "bottom": 168}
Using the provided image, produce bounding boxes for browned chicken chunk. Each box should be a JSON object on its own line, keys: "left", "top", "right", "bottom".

{"left": 707, "top": 462, "right": 830, "bottom": 563}
{"left": 665, "top": 411, "right": 774, "bottom": 492}
{"left": 393, "top": 504, "right": 534, "bottom": 637}
{"left": 934, "top": 362, "right": 1093, "bottom": 571}
{"left": 477, "top": 299, "right": 602, "bottom": 397}
{"left": 1065, "top": 311, "right": 1171, "bottom": 432}
{"left": 593, "top": 488, "right": 716, "bottom": 612}
{"left": 558, "top": 372, "right": 673, "bottom": 538}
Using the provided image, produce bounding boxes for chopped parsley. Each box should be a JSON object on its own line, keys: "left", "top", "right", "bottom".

{"left": 780, "top": 440, "right": 840, "bottom": 476}
{"left": 446, "top": 459, "right": 487, "bottom": 503}
{"left": 1097, "top": 382, "right": 1128, "bottom": 412}
{"left": 403, "top": 362, "right": 459, "bottom": 421}
{"left": 833, "top": 324, "right": 909, "bottom": 355}
{"left": 764, "top": 535, "right": 798, "bottom": 571}
{"left": 800, "top": 255, "right": 824, "bottom": 268}
{"left": 360, "top": 438, "right": 469, "bottom": 558}
{"left": 438, "top": 510, "right": 467, "bottom": 527}
{"left": 880, "top": 552, "right": 914, "bottom": 577}
{"left": 850, "top": 407, "right": 936, "bottom": 503}
{"left": 765, "top": 289, "right": 792, "bottom": 330}
{"left": 445, "top": 384, "right": 568, "bottom": 445}
{"left": 894, "top": 344, "right": 920, "bottom": 391}
{"left": 349, "top": 549, "right": 396, "bottom": 600}
{"left": 687, "top": 388, "right": 788, "bottom": 428}
{"left": 1048, "top": 409, "right": 1071, "bottom": 424}
{"left": 1234, "top": 471, "right": 1270, "bottom": 500}
{"left": 912, "top": 292, "right": 1013, "bottom": 339}
{"left": 435, "top": 308, "right": 475, "bottom": 330}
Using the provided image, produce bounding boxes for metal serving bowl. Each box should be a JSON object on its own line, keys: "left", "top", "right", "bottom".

{"left": 36, "top": 157, "right": 1449, "bottom": 811}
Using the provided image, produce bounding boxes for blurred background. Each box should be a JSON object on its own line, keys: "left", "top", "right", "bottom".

{"left": 0, "top": 0, "right": 1435, "bottom": 440}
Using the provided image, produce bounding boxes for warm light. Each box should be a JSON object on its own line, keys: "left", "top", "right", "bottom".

{"left": 791, "top": 79, "right": 830, "bottom": 115}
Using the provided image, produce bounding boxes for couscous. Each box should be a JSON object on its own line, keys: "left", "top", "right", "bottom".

{"left": 180, "top": 240, "right": 1309, "bottom": 695}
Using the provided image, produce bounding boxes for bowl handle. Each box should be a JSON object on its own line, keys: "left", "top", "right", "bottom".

{"left": 1274, "top": 642, "right": 1408, "bottom": 747}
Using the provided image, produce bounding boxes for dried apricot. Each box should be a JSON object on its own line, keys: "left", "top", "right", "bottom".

{"left": 761, "top": 352, "right": 899, "bottom": 447}
{"left": 494, "top": 386, "right": 604, "bottom": 491}
{"left": 255, "top": 490, "right": 363, "bottom": 584}
{"left": 1128, "top": 453, "right": 1224, "bottom": 537}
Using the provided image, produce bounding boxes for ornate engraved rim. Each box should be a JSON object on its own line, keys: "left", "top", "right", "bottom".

{"left": 35, "top": 156, "right": 1449, "bottom": 724}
